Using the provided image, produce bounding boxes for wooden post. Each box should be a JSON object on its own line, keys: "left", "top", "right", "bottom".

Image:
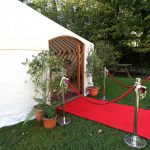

{"left": 81, "top": 44, "right": 85, "bottom": 95}
{"left": 77, "top": 42, "right": 80, "bottom": 92}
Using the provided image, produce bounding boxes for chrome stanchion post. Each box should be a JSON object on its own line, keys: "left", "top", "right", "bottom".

{"left": 102, "top": 67, "right": 108, "bottom": 100}
{"left": 57, "top": 77, "right": 71, "bottom": 126}
{"left": 124, "top": 78, "right": 146, "bottom": 148}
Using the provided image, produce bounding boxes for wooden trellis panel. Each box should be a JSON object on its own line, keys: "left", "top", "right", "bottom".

{"left": 49, "top": 36, "right": 84, "bottom": 94}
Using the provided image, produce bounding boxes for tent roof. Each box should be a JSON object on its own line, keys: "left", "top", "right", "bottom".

{"left": 0, "top": 0, "right": 93, "bottom": 51}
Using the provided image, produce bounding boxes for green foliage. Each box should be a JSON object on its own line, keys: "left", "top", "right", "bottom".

{"left": 86, "top": 41, "right": 120, "bottom": 86}
{"left": 23, "top": 50, "right": 64, "bottom": 104}
{"left": 33, "top": 98, "right": 46, "bottom": 106}
{"left": 43, "top": 101, "right": 61, "bottom": 119}
{"left": 43, "top": 105, "right": 55, "bottom": 119}
{"left": 27, "top": 0, "right": 150, "bottom": 67}
{"left": 86, "top": 49, "right": 104, "bottom": 87}
{"left": 33, "top": 98, "right": 47, "bottom": 110}
{"left": 62, "top": 0, "right": 149, "bottom": 61}
{"left": 94, "top": 41, "right": 121, "bottom": 68}
{"left": 27, "top": 0, "right": 59, "bottom": 23}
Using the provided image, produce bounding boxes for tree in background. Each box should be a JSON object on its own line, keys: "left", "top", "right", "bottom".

{"left": 26, "top": 0, "right": 150, "bottom": 68}
{"left": 60, "top": 0, "right": 150, "bottom": 67}
{"left": 27, "top": 0, "right": 59, "bottom": 23}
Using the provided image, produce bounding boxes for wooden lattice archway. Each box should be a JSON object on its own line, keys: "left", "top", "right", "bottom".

{"left": 48, "top": 36, "right": 85, "bottom": 95}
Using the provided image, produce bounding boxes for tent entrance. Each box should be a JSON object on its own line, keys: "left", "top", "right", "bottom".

{"left": 49, "top": 36, "right": 85, "bottom": 95}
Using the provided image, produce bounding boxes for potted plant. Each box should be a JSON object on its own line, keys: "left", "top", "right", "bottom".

{"left": 23, "top": 98, "right": 46, "bottom": 124}
{"left": 86, "top": 49, "right": 104, "bottom": 96}
{"left": 23, "top": 50, "right": 64, "bottom": 123}
{"left": 42, "top": 101, "right": 61, "bottom": 129}
{"left": 86, "top": 41, "right": 120, "bottom": 96}
{"left": 33, "top": 98, "right": 46, "bottom": 122}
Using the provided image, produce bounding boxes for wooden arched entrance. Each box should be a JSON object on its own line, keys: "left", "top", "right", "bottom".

{"left": 48, "top": 36, "right": 85, "bottom": 95}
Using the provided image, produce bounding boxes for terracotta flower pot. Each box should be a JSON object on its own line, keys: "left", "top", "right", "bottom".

{"left": 35, "top": 109, "right": 44, "bottom": 122}
{"left": 88, "top": 86, "right": 99, "bottom": 96}
{"left": 42, "top": 117, "right": 57, "bottom": 129}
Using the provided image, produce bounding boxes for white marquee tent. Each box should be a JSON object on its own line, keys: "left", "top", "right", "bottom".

{"left": 0, "top": 0, "right": 94, "bottom": 128}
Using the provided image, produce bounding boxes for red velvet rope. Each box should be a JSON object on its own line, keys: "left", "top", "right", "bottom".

{"left": 85, "top": 85, "right": 135, "bottom": 105}
{"left": 141, "top": 75, "right": 150, "bottom": 84}
{"left": 64, "top": 80, "right": 81, "bottom": 96}
{"left": 65, "top": 79, "right": 135, "bottom": 105}
{"left": 64, "top": 75, "right": 150, "bottom": 105}
{"left": 108, "top": 72, "right": 132, "bottom": 88}
{"left": 108, "top": 72, "right": 150, "bottom": 88}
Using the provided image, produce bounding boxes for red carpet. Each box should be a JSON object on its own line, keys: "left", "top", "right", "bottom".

{"left": 59, "top": 96, "right": 150, "bottom": 139}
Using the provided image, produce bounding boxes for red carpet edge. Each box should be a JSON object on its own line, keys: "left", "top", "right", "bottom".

{"left": 58, "top": 96, "right": 150, "bottom": 139}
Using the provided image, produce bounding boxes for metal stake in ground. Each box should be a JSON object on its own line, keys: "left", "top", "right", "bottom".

{"left": 57, "top": 77, "right": 71, "bottom": 126}
{"left": 102, "top": 67, "right": 108, "bottom": 100}
{"left": 124, "top": 78, "right": 146, "bottom": 148}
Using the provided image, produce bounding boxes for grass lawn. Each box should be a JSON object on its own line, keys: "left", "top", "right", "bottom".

{"left": 0, "top": 76, "right": 150, "bottom": 150}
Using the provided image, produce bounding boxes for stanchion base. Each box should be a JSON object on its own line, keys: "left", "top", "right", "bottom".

{"left": 124, "top": 134, "right": 146, "bottom": 148}
{"left": 57, "top": 116, "right": 71, "bottom": 126}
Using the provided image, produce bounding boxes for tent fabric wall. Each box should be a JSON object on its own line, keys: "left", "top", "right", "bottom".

{"left": 0, "top": 0, "right": 93, "bottom": 51}
{"left": 0, "top": 50, "right": 40, "bottom": 127}
{"left": 0, "top": 0, "right": 94, "bottom": 128}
